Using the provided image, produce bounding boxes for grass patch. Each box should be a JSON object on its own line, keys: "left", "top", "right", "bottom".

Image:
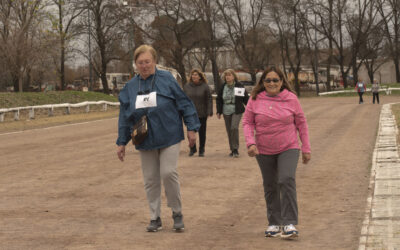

{"left": 0, "top": 110, "right": 119, "bottom": 134}
{"left": 0, "top": 91, "right": 118, "bottom": 109}
{"left": 322, "top": 90, "right": 400, "bottom": 97}
{"left": 0, "top": 91, "right": 120, "bottom": 132}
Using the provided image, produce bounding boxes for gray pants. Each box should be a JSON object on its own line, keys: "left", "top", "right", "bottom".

{"left": 256, "top": 149, "right": 299, "bottom": 225}
{"left": 139, "top": 143, "right": 182, "bottom": 220}
{"left": 223, "top": 113, "right": 242, "bottom": 151}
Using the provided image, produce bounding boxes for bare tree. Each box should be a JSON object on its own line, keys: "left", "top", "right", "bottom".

{"left": 268, "top": 0, "right": 306, "bottom": 96}
{"left": 49, "top": 0, "right": 85, "bottom": 90}
{"left": 79, "top": 0, "right": 128, "bottom": 93}
{"left": 376, "top": 0, "right": 400, "bottom": 83}
{"left": 299, "top": 1, "right": 323, "bottom": 93}
{"left": 360, "top": 21, "right": 387, "bottom": 83}
{"left": 138, "top": 0, "right": 201, "bottom": 85}
{"left": 193, "top": 0, "right": 224, "bottom": 91}
{"left": 316, "top": 0, "right": 354, "bottom": 88}
{"left": 345, "top": 0, "right": 376, "bottom": 85}
{"left": 216, "top": 0, "right": 270, "bottom": 82}
{"left": 0, "top": 0, "right": 49, "bottom": 92}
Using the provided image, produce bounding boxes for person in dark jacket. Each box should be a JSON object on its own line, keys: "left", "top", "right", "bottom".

{"left": 116, "top": 44, "right": 200, "bottom": 232}
{"left": 183, "top": 69, "right": 213, "bottom": 157}
{"left": 216, "top": 69, "right": 249, "bottom": 157}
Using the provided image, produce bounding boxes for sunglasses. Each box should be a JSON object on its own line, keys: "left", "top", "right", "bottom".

{"left": 264, "top": 78, "right": 280, "bottom": 83}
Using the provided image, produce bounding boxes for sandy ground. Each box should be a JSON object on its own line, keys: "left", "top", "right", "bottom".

{"left": 0, "top": 96, "right": 399, "bottom": 250}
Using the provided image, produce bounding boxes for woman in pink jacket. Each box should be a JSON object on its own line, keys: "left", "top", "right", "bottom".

{"left": 242, "top": 66, "right": 311, "bottom": 239}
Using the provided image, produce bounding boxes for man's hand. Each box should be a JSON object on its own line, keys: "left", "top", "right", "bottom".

{"left": 117, "top": 145, "right": 126, "bottom": 162}
{"left": 187, "top": 130, "right": 196, "bottom": 148}
{"left": 247, "top": 145, "right": 259, "bottom": 157}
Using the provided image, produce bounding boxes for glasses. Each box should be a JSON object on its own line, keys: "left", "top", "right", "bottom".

{"left": 264, "top": 78, "right": 280, "bottom": 83}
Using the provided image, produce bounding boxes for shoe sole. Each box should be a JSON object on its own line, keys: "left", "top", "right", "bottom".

{"left": 265, "top": 232, "right": 281, "bottom": 238}
{"left": 281, "top": 232, "right": 298, "bottom": 239}
{"left": 147, "top": 226, "right": 162, "bottom": 232}
{"left": 173, "top": 227, "right": 184, "bottom": 232}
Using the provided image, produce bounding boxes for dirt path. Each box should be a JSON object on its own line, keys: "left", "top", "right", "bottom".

{"left": 0, "top": 96, "right": 398, "bottom": 250}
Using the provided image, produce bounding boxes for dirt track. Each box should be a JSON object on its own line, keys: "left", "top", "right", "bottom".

{"left": 0, "top": 96, "right": 398, "bottom": 250}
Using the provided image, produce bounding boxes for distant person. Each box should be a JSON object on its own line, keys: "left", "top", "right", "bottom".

{"left": 355, "top": 78, "right": 366, "bottom": 104}
{"left": 371, "top": 79, "right": 380, "bottom": 104}
{"left": 116, "top": 44, "right": 200, "bottom": 232}
{"left": 242, "top": 66, "right": 311, "bottom": 239}
{"left": 183, "top": 69, "right": 213, "bottom": 157}
{"left": 216, "top": 69, "right": 249, "bottom": 158}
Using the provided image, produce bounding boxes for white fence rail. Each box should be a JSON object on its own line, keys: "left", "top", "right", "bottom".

{"left": 318, "top": 87, "right": 400, "bottom": 96}
{"left": 0, "top": 101, "right": 120, "bottom": 122}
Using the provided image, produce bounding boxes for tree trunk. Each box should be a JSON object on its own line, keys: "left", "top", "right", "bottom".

{"left": 394, "top": 58, "right": 400, "bottom": 83}
{"left": 13, "top": 75, "right": 19, "bottom": 92}
{"left": 60, "top": 38, "right": 65, "bottom": 90}
{"left": 210, "top": 54, "right": 221, "bottom": 92}
{"left": 294, "top": 71, "right": 300, "bottom": 96}
{"left": 352, "top": 57, "right": 358, "bottom": 86}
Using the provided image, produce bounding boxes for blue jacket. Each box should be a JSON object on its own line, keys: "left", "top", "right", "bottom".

{"left": 116, "top": 68, "right": 200, "bottom": 150}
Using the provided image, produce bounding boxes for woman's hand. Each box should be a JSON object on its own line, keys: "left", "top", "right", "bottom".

{"left": 247, "top": 145, "right": 259, "bottom": 157}
{"left": 117, "top": 145, "right": 126, "bottom": 162}
{"left": 187, "top": 131, "right": 196, "bottom": 148}
{"left": 302, "top": 152, "right": 311, "bottom": 164}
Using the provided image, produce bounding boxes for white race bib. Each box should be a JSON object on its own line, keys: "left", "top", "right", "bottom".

{"left": 135, "top": 92, "right": 157, "bottom": 109}
{"left": 234, "top": 87, "right": 245, "bottom": 97}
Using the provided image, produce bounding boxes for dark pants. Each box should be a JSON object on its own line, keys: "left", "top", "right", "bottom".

{"left": 373, "top": 92, "right": 380, "bottom": 104}
{"left": 358, "top": 92, "right": 364, "bottom": 104}
{"left": 223, "top": 113, "right": 242, "bottom": 151}
{"left": 191, "top": 117, "right": 207, "bottom": 153}
{"left": 256, "top": 149, "right": 299, "bottom": 226}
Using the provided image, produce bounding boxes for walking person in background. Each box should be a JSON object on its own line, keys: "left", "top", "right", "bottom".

{"left": 355, "top": 78, "right": 366, "bottom": 104}
{"left": 184, "top": 69, "right": 213, "bottom": 157}
{"left": 371, "top": 79, "right": 380, "bottom": 104}
{"left": 216, "top": 69, "right": 249, "bottom": 158}
{"left": 116, "top": 45, "right": 200, "bottom": 232}
{"left": 242, "top": 66, "right": 311, "bottom": 239}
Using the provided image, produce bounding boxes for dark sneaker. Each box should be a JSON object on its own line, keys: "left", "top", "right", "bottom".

{"left": 172, "top": 212, "right": 184, "bottom": 231}
{"left": 229, "top": 151, "right": 234, "bottom": 157}
{"left": 265, "top": 225, "right": 281, "bottom": 237}
{"left": 199, "top": 150, "right": 204, "bottom": 157}
{"left": 146, "top": 217, "right": 162, "bottom": 232}
{"left": 233, "top": 149, "right": 239, "bottom": 158}
{"left": 189, "top": 147, "right": 197, "bottom": 157}
{"left": 281, "top": 224, "right": 298, "bottom": 239}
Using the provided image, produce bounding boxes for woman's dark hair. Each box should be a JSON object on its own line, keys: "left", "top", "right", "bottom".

{"left": 251, "top": 66, "right": 295, "bottom": 100}
{"left": 189, "top": 68, "right": 208, "bottom": 84}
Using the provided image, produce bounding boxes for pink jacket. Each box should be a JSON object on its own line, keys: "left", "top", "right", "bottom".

{"left": 242, "top": 89, "right": 311, "bottom": 155}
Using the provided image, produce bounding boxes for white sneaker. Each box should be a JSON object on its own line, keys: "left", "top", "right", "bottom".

{"left": 281, "top": 224, "right": 298, "bottom": 238}
{"left": 265, "top": 225, "right": 281, "bottom": 237}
